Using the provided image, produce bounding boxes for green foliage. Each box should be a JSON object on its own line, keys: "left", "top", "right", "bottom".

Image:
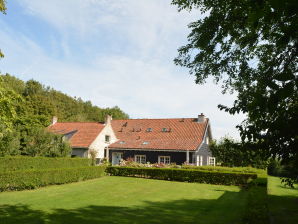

{"left": 244, "top": 177, "right": 269, "bottom": 224}
{"left": 106, "top": 166, "right": 257, "bottom": 186}
{"left": 19, "top": 126, "right": 72, "bottom": 157}
{"left": 0, "top": 125, "right": 20, "bottom": 156}
{"left": 0, "top": 156, "right": 92, "bottom": 172}
{"left": 181, "top": 165, "right": 263, "bottom": 174}
{"left": 0, "top": 166, "right": 106, "bottom": 191}
{"left": 0, "top": 74, "right": 129, "bottom": 157}
{"left": 210, "top": 137, "right": 268, "bottom": 169}
{"left": 267, "top": 159, "right": 285, "bottom": 177}
{"left": 172, "top": 0, "right": 298, "bottom": 184}
{"left": 0, "top": 74, "right": 129, "bottom": 124}
{"left": 0, "top": 0, "right": 6, "bottom": 58}
{"left": 0, "top": 77, "right": 24, "bottom": 130}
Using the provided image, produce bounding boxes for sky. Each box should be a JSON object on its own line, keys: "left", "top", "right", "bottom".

{"left": 0, "top": 0, "right": 246, "bottom": 139}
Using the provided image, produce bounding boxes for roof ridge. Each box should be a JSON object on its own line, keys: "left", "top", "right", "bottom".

{"left": 54, "top": 122, "right": 104, "bottom": 124}
{"left": 113, "top": 118, "right": 198, "bottom": 121}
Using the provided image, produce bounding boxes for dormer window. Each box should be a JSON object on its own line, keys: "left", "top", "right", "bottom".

{"left": 142, "top": 141, "right": 149, "bottom": 145}
{"left": 105, "top": 135, "right": 110, "bottom": 143}
{"left": 146, "top": 128, "right": 152, "bottom": 132}
{"left": 162, "top": 128, "right": 168, "bottom": 132}
{"left": 119, "top": 141, "right": 125, "bottom": 144}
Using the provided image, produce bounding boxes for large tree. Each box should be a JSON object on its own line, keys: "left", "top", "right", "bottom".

{"left": 0, "top": 0, "right": 6, "bottom": 58}
{"left": 172, "top": 0, "right": 298, "bottom": 181}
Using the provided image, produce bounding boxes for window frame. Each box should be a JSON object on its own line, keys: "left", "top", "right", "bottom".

{"left": 105, "top": 135, "right": 110, "bottom": 143}
{"left": 158, "top": 156, "right": 171, "bottom": 164}
{"left": 208, "top": 157, "right": 216, "bottom": 166}
{"left": 135, "top": 155, "right": 146, "bottom": 164}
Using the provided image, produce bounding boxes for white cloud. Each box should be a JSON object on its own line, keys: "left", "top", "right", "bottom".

{"left": 0, "top": 0, "right": 246, "bottom": 139}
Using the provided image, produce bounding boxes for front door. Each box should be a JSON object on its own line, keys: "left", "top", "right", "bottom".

{"left": 112, "top": 152, "right": 123, "bottom": 165}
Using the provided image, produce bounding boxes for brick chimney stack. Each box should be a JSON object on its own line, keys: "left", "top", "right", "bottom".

{"left": 105, "top": 115, "right": 112, "bottom": 125}
{"left": 198, "top": 113, "right": 206, "bottom": 123}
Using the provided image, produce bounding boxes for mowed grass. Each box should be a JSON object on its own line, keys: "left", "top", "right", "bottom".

{"left": 0, "top": 176, "right": 248, "bottom": 224}
{"left": 268, "top": 176, "right": 298, "bottom": 224}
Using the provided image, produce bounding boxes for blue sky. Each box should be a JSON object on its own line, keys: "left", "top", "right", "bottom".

{"left": 0, "top": 0, "right": 246, "bottom": 139}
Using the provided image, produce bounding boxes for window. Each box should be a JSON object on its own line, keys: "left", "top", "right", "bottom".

{"left": 146, "top": 128, "right": 152, "bottom": 132}
{"left": 161, "top": 128, "right": 168, "bottom": 132}
{"left": 142, "top": 141, "right": 149, "bottom": 145}
{"left": 208, "top": 157, "right": 216, "bottom": 166}
{"left": 196, "top": 155, "right": 203, "bottom": 166}
{"left": 105, "top": 135, "right": 110, "bottom": 143}
{"left": 135, "top": 155, "right": 146, "bottom": 164}
{"left": 158, "top": 156, "right": 171, "bottom": 164}
{"left": 119, "top": 141, "right": 125, "bottom": 144}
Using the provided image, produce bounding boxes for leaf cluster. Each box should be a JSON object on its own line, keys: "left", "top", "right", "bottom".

{"left": 172, "top": 0, "right": 298, "bottom": 184}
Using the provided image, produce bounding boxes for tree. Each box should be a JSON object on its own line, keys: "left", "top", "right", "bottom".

{"left": 210, "top": 137, "right": 267, "bottom": 168}
{"left": 172, "top": 0, "right": 298, "bottom": 183}
{"left": 20, "top": 126, "right": 72, "bottom": 157}
{"left": 0, "top": 124, "right": 20, "bottom": 156}
{"left": 0, "top": 0, "right": 6, "bottom": 58}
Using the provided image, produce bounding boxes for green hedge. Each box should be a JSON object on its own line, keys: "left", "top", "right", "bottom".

{"left": 106, "top": 166, "right": 257, "bottom": 185}
{"left": 181, "top": 165, "right": 264, "bottom": 174}
{"left": 243, "top": 177, "right": 269, "bottom": 224}
{"left": 0, "top": 156, "right": 92, "bottom": 171}
{"left": 0, "top": 166, "right": 105, "bottom": 191}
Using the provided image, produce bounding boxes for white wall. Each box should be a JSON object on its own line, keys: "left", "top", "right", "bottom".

{"left": 88, "top": 123, "right": 118, "bottom": 159}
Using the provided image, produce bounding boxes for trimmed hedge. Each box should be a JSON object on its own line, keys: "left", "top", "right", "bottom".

{"left": 106, "top": 166, "right": 257, "bottom": 186}
{"left": 243, "top": 176, "right": 269, "bottom": 224}
{"left": 0, "top": 156, "right": 92, "bottom": 171}
{"left": 0, "top": 166, "right": 106, "bottom": 191}
{"left": 181, "top": 165, "right": 264, "bottom": 174}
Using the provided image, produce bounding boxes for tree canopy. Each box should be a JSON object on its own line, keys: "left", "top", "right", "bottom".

{"left": 0, "top": 0, "right": 6, "bottom": 58}
{"left": 172, "top": 0, "right": 298, "bottom": 181}
{"left": 0, "top": 74, "right": 129, "bottom": 157}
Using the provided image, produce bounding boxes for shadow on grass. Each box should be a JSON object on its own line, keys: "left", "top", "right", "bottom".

{"left": 1, "top": 190, "right": 248, "bottom": 224}
{"left": 268, "top": 195, "right": 298, "bottom": 224}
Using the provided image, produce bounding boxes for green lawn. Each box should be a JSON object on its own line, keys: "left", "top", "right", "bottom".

{"left": 1, "top": 176, "right": 297, "bottom": 224}
{"left": 268, "top": 176, "right": 298, "bottom": 224}
{"left": 0, "top": 176, "right": 248, "bottom": 224}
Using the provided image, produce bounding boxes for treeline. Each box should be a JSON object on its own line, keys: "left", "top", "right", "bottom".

{"left": 0, "top": 73, "right": 129, "bottom": 157}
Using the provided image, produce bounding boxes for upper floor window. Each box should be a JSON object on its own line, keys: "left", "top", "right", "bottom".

{"left": 105, "top": 135, "right": 110, "bottom": 143}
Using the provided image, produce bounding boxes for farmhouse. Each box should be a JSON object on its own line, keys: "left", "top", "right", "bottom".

{"left": 48, "top": 114, "right": 215, "bottom": 166}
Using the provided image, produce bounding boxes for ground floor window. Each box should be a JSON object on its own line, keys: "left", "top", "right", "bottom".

{"left": 135, "top": 155, "right": 146, "bottom": 164}
{"left": 208, "top": 157, "right": 216, "bottom": 166}
{"left": 158, "top": 156, "right": 171, "bottom": 164}
{"left": 196, "top": 155, "right": 203, "bottom": 166}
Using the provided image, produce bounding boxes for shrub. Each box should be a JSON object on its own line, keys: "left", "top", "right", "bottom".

{"left": 0, "top": 156, "right": 92, "bottom": 172}
{"left": 181, "top": 165, "right": 266, "bottom": 174}
{"left": 243, "top": 176, "right": 269, "bottom": 224}
{"left": 0, "top": 166, "right": 106, "bottom": 191}
{"left": 106, "top": 166, "right": 257, "bottom": 186}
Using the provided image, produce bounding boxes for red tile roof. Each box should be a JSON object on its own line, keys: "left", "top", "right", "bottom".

{"left": 48, "top": 122, "right": 105, "bottom": 148}
{"left": 110, "top": 118, "right": 208, "bottom": 151}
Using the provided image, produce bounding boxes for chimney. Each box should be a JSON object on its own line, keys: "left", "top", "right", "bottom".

{"left": 198, "top": 113, "right": 206, "bottom": 123}
{"left": 52, "top": 116, "right": 58, "bottom": 125}
{"left": 105, "top": 115, "right": 112, "bottom": 125}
